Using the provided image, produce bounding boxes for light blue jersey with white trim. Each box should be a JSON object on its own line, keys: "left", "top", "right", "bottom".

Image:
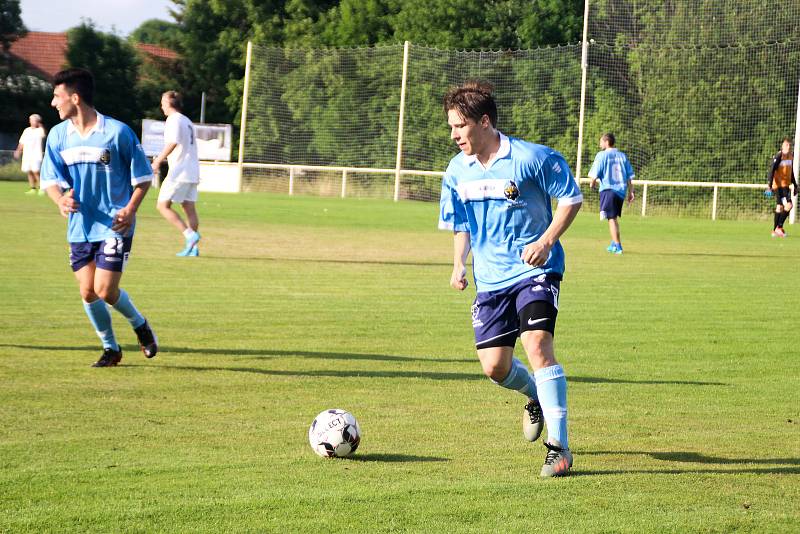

{"left": 439, "top": 134, "right": 583, "bottom": 292}
{"left": 588, "top": 148, "right": 634, "bottom": 198}
{"left": 41, "top": 112, "right": 153, "bottom": 243}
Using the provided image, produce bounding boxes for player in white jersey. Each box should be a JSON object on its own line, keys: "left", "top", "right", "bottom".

{"left": 14, "top": 113, "right": 46, "bottom": 194}
{"left": 40, "top": 68, "right": 158, "bottom": 367}
{"left": 152, "top": 91, "right": 202, "bottom": 257}
{"left": 439, "top": 81, "right": 582, "bottom": 477}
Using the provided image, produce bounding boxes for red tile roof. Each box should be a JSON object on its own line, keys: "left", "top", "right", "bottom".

{"left": 8, "top": 31, "right": 179, "bottom": 81}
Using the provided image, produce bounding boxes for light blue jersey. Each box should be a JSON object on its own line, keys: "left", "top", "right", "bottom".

{"left": 588, "top": 148, "right": 635, "bottom": 198}
{"left": 439, "top": 133, "right": 583, "bottom": 292}
{"left": 41, "top": 112, "right": 153, "bottom": 243}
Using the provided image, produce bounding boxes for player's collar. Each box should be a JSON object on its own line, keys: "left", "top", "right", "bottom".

{"left": 66, "top": 111, "right": 106, "bottom": 138}
{"left": 464, "top": 132, "right": 510, "bottom": 169}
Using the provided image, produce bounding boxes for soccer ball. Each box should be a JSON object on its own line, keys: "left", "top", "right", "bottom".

{"left": 308, "top": 409, "right": 361, "bottom": 458}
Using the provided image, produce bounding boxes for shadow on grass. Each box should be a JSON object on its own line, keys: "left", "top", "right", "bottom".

{"left": 1, "top": 343, "right": 729, "bottom": 386}
{"left": 574, "top": 450, "right": 800, "bottom": 476}
{"left": 0, "top": 344, "right": 474, "bottom": 364}
{"left": 344, "top": 453, "right": 449, "bottom": 463}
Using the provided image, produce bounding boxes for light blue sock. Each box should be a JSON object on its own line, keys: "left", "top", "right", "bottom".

{"left": 111, "top": 289, "right": 145, "bottom": 329}
{"left": 534, "top": 364, "right": 569, "bottom": 449}
{"left": 493, "top": 357, "right": 538, "bottom": 399}
{"left": 83, "top": 299, "right": 118, "bottom": 350}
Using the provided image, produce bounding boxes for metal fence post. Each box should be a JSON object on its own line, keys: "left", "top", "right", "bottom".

{"left": 394, "top": 41, "right": 410, "bottom": 202}
{"left": 641, "top": 183, "right": 648, "bottom": 217}
{"left": 341, "top": 169, "right": 347, "bottom": 198}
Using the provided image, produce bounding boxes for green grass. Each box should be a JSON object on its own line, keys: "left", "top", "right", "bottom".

{"left": 1, "top": 181, "right": 799, "bottom": 532}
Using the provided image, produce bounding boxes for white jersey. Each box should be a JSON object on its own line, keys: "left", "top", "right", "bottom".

{"left": 164, "top": 112, "right": 199, "bottom": 183}
{"left": 19, "top": 126, "right": 46, "bottom": 163}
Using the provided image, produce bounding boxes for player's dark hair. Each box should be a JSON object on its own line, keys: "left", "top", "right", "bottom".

{"left": 602, "top": 133, "right": 616, "bottom": 147}
{"left": 443, "top": 80, "right": 498, "bottom": 127}
{"left": 162, "top": 90, "right": 183, "bottom": 111}
{"left": 53, "top": 68, "right": 94, "bottom": 106}
{"left": 782, "top": 137, "right": 792, "bottom": 145}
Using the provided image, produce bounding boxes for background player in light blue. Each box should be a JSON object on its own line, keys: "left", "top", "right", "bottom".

{"left": 439, "top": 81, "right": 582, "bottom": 477}
{"left": 588, "top": 133, "right": 635, "bottom": 254}
{"left": 41, "top": 68, "right": 158, "bottom": 368}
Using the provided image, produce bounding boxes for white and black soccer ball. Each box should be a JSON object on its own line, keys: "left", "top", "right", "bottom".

{"left": 308, "top": 409, "right": 361, "bottom": 458}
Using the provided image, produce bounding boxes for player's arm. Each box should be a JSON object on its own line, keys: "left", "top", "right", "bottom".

{"left": 151, "top": 142, "right": 177, "bottom": 175}
{"left": 521, "top": 202, "right": 582, "bottom": 267}
{"left": 767, "top": 154, "right": 780, "bottom": 190}
{"left": 13, "top": 142, "right": 23, "bottom": 159}
{"left": 626, "top": 178, "right": 634, "bottom": 204}
{"left": 451, "top": 231, "right": 471, "bottom": 290}
{"left": 112, "top": 182, "right": 151, "bottom": 233}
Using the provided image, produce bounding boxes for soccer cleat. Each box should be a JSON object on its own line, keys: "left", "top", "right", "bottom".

{"left": 606, "top": 242, "right": 616, "bottom": 252}
{"left": 522, "top": 398, "right": 544, "bottom": 442}
{"left": 772, "top": 230, "right": 779, "bottom": 237}
{"left": 775, "top": 228, "right": 787, "bottom": 238}
{"left": 613, "top": 244, "right": 623, "bottom": 255}
{"left": 177, "top": 231, "right": 201, "bottom": 256}
{"left": 540, "top": 440, "right": 573, "bottom": 478}
{"left": 92, "top": 347, "right": 122, "bottom": 367}
{"left": 134, "top": 319, "right": 158, "bottom": 358}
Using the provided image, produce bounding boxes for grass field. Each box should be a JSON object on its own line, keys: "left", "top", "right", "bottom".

{"left": 1, "top": 180, "right": 799, "bottom": 532}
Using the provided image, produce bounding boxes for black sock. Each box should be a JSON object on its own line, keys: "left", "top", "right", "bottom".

{"left": 779, "top": 211, "right": 790, "bottom": 228}
{"left": 774, "top": 212, "right": 781, "bottom": 229}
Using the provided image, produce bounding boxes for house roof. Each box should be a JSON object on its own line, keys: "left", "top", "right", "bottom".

{"left": 8, "top": 31, "right": 179, "bottom": 82}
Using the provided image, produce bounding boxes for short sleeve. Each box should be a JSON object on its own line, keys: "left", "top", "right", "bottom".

{"left": 164, "top": 115, "right": 179, "bottom": 144}
{"left": 541, "top": 153, "right": 583, "bottom": 207}
{"left": 587, "top": 152, "right": 602, "bottom": 179}
{"left": 120, "top": 126, "right": 153, "bottom": 185}
{"left": 625, "top": 156, "right": 635, "bottom": 180}
{"left": 438, "top": 173, "right": 470, "bottom": 232}
{"left": 39, "top": 132, "right": 71, "bottom": 190}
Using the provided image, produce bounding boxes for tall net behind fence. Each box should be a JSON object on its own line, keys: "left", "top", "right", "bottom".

{"left": 584, "top": 0, "right": 800, "bottom": 219}
{"left": 241, "top": 1, "right": 800, "bottom": 219}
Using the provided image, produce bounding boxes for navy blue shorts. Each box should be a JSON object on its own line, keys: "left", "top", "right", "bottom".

{"left": 69, "top": 236, "right": 133, "bottom": 272}
{"left": 472, "top": 274, "right": 560, "bottom": 349}
{"left": 600, "top": 190, "right": 624, "bottom": 220}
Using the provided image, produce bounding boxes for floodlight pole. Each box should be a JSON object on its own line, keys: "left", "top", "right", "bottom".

{"left": 575, "top": 0, "right": 590, "bottom": 182}
{"left": 792, "top": 75, "right": 800, "bottom": 224}
{"left": 394, "top": 41, "right": 410, "bottom": 202}
{"left": 237, "top": 41, "right": 253, "bottom": 194}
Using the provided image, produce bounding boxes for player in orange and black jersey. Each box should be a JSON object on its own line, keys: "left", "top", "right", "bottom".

{"left": 767, "top": 137, "right": 797, "bottom": 237}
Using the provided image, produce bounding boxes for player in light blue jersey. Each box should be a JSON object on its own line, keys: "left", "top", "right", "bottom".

{"left": 41, "top": 68, "right": 158, "bottom": 368}
{"left": 439, "top": 81, "right": 582, "bottom": 477}
{"left": 588, "top": 133, "right": 635, "bottom": 254}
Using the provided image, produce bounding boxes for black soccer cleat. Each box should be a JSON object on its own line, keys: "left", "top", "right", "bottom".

{"left": 134, "top": 319, "right": 158, "bottom": 358}
{"left": 523, "top": 398, "right": 544, "bottom": 442}
{"left": 92, "top": 347, "right": 123, "bottom": 367}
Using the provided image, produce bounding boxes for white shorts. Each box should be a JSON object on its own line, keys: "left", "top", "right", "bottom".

{"left": 21, "top": 158, "right": 42, "bottom": 172}
{"left": 158, "top": 179, "right": 198, "bottom": 203}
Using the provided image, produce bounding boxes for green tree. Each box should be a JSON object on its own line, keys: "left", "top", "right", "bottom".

{"left": 64, "top": 22, "right": 142, "bottom": 129}
{"left": 0, "top": 0, "right": 57, "bottom": 137}
{"left": 129, "top": 18, "right": 182, "bottom": 50}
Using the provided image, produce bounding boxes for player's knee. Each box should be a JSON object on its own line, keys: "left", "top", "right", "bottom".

{"left": 157, "top": 201, "right": 172, "bottom": 213}
{"left": 79, "top": 287, "right": 98, "bottom": 302}
{"left": 522, "top": 331, "right": 556, "bottom": 368}
{"left": 480, "top": 359, "right": 509, "bottom": 382}
{"left": 776, "top": 206, "right": 784, "bottom": 213}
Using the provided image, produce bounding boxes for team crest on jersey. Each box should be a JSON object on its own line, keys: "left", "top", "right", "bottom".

{"left": 504, "top": 180, "right": 520, "bottom": 201}
{"left": 99, "top": 149, "right": 111, "bottom": 165}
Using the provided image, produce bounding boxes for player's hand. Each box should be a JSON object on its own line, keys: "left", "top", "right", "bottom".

{"left": 450, "top": 266, "right": 468, "bottom": 291}
{"left": 13, "top": 149, "right": 21, "bottom": 160}
{"left": 57, "top": 189, "right": 79, "bottom": 218}
{"left": 112, "top": 206, "right": 135, "bottom": 233}
{"left": 521, "top": 240, "right": 552, "bottom": 267}
{"left": 627, "top": 191, "right": 635, "bottom": 205}
{"left": 589, "top": 179, "right": 597, "bottom": 190}
{"left": 151, "top": 160, "right": 161, "bottom": 175}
